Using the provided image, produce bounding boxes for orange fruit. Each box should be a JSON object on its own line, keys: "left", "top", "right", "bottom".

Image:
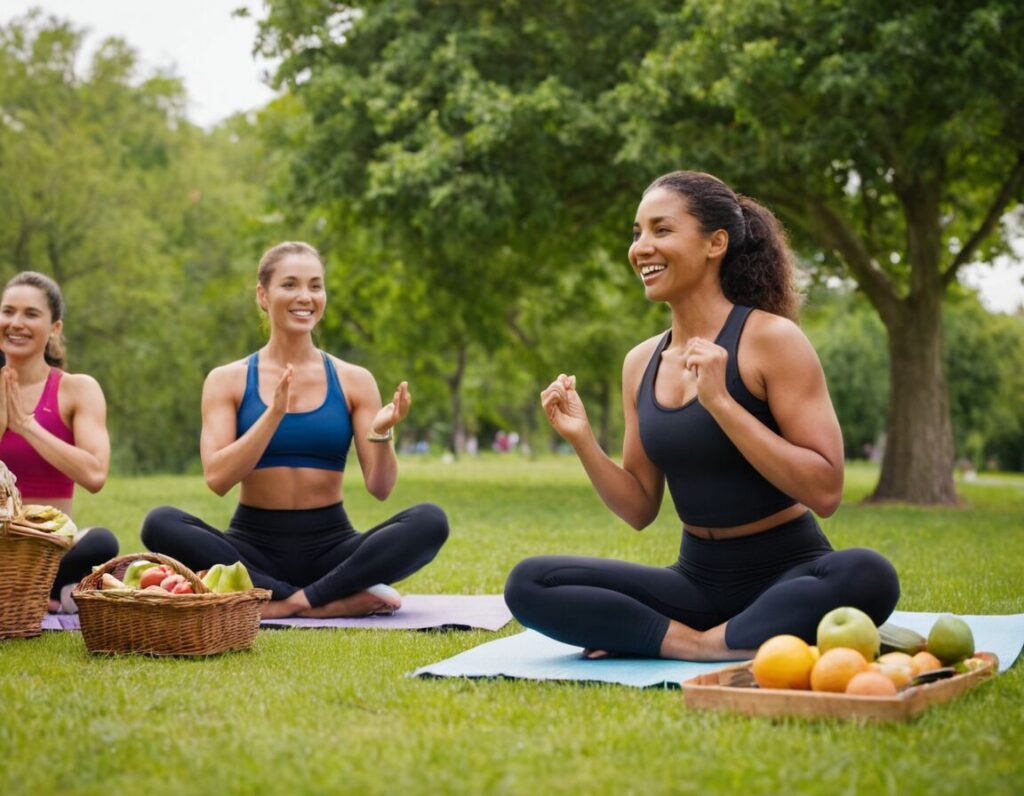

{"left": 752, "top": 635, "right": 817, "bottom": 690}
{"left": 877, "top": 651, "right": 920, "bottom": 676}
{"left": 870, "top": 661, "right": 913, "bottom": 689}
{"left": 845, "top": 671, "right": 898, "bottom": 696}
{"left": 912, "top": 650, "right": 943, "bottom": 674}
{"left": 809, "top": 645, "right": 821, "bottom": 663}
{"left": 810, "top": 647, "right": 869, "bottom": 692}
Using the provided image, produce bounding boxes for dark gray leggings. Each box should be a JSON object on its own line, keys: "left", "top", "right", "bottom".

{"left": 51, "top": 526, "right": 119, "bottom": 599}
{"left": 504, "top": 512, "right": 899, "bottom": 656}
{"left": 141, "top": 501, "right": 448, "bottom": 606}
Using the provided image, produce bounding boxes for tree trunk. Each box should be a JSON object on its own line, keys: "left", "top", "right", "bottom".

{"left": 870, "top": 294, "right": 958, "bottom": 504}
{"left": 446, "top": 343, "right": 468, "bottom": 455}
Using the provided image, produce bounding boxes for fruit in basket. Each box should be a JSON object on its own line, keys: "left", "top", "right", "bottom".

{"left": 170, "top": 580, "right": 194, "bottom": 595}
{"left": 101, "top": 573, "right": 130, "bottom": 590}
{"left": 140, "top": 565, "right": 173, "bottom": 589}
{"left": 122, "top": 560, "right": 160, "bottom": 589}
{"left": 816, "top": 607, "right": 880, "bottom": 661}
{"left": 751, "top": 635, "right": 816, "bottom": 690}
{"left": 18, "top": 504, "right": 78, "bottom": 537}
{"left": 160, "top": 574, "right": 186, "bottom": 592}
{"left": 845, "top": 670, "right": 898, "bottom": 696}
{"left": 201, "top": 562, "right": 254, "bottom": 593}
{"left": 927, "top": 615, "right": 975, "bottom": 665}
{"left": 810, "top": 647, "right": 869, "bottom": 692}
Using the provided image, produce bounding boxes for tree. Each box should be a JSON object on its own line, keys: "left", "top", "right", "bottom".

{"left": 256, "top": 0, "right": 676, "bottom": 451}
{"left": 615, "top": 0, "right": 1024, "bottom": 503}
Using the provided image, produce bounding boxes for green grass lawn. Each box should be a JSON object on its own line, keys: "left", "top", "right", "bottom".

{"left": 2, "top": 457, "right": 1022, "bottom": 795}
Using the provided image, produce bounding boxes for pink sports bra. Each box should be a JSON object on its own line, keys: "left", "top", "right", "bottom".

{"left": 0, "top": 369, "right": 75, "bottom": 498}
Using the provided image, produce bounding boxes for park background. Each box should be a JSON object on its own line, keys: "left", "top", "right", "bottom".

{"left": 1, "top": 3, "right": 1023, "bottom": 795}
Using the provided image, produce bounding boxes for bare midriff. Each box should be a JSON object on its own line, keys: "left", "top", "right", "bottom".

{"left": 239, "top": 467, "right": 345, "bottom": 510}
{"left": 683, "top": 502, "right": 809, "bottom": 541}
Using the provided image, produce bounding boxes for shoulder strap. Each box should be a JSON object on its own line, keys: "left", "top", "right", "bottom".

{"left": 718, "top": 305, "right": 755, "bottom": 384}
{"left": 636, "top": 331, "right": 672, "bottom": 406}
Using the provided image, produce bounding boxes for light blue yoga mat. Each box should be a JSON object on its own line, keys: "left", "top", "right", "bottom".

{"left": 412, "top": 610, "right": 1024, "bottom": 688}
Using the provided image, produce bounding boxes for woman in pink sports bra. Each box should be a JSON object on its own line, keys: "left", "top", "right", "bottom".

{"left": 0, "top": 272, "right": 118, "bottom": 612}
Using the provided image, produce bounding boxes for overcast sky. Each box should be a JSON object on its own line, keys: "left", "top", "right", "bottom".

{"left": 2, "top": 0, "right": 1022, "bottom": 312}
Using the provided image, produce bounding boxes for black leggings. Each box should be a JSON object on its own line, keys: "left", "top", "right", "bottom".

{"left": 51, "top": 526, "right": 120, "bottom": 599}
{"left": 504, "top": 512, "right": 899, "bottom": 656}
{"left": 140, "top": 502, "right": 449, "bottom": 605}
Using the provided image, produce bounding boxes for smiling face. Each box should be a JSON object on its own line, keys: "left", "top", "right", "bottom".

{"left": 0, "top": 284, "right": 61, "bottom": 362}
{"left": 256, "top": 252, "right": 326, "bottom": 335}
{"left": 628, "top": 187, "right": 728, "bottom": 302}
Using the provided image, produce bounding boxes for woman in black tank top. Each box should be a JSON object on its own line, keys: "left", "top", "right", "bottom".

{"left": 505, "top": 171, "right": 899, "bottom": 660}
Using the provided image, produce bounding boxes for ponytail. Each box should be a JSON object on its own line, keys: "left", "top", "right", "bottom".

{"left": 720, "top": 197, "right": 799, "bottom": 320}
{"left": 644, "top": 171, "right": 800, "bottom": 320}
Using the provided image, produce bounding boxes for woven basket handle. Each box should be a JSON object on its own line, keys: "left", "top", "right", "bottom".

{"left": 0, "top": 519, "right": 74, "bottom": 548}
{"left": 78, "top": 552, "right": 210, "bottom": 594}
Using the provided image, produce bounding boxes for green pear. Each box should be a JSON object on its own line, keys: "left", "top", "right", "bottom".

{"left": 122, "top": 560, "right": 160, "bottom": 589}
{"left": 201, "top": 564, "right": 226, "bottom": 593}
{"left": 927, "top": 615, "right": 975, "bottom": 665}
{"left": 219, "top": 562, "right": 254, "bottom": 592}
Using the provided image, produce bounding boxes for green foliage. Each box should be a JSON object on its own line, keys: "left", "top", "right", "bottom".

{"left": 0, "top": 13, "right": 278, "bottom": 472}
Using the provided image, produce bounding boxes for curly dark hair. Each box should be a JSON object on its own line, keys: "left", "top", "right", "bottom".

{"left": 645, "top": 171, "right": 799, "bottom": 320}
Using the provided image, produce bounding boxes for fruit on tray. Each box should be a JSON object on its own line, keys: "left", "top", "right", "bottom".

{"left": 200, "top": 562, "right": 254, "bottom": 593}
{"left": 810, "top": 647, "right": 869, "bottom": 692}
{"left": 752, "top": 635, "right": 817, "bottom": 690}
{"left": 927, "top": 615, "right": 975, "bottom": 665}
{"left": 845, "top": 670, "right": 898, "bottom": 696}
{"left": 816, "top": 606, "right": 880, "bottom": 661}
{"left": 878, "top": 622, "right": 928, "bottom": 655}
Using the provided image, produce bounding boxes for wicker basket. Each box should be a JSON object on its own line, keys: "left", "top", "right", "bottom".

{"left": 0, "top": 520, "right": 73, "bottom": 639}
{"left": 74, "top": 553, "right": 271, "bottom": 656}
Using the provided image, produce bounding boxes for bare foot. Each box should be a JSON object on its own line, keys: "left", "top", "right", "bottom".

{"left": 298, "top": 588, "right": 402, "bottom": 618}
{"left": 659, "top": 620, "right": 756, "bottom": 661}
{"left": 47, "top": 598, "right": 60, "bottom": 613}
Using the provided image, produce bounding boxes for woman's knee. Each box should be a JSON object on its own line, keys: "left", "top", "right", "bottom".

{"left": 410, "top": 502, "right": 450, "bottom": 549}
{"left": 503, "top": 556, "right": 555, "bottom": 616}
{"left": 834, "top": 548, "right": 901, "bottom": 623}
{"left": 140, "top": 505, "right": 183, "bottom": 550}
{"left": 79, "top": 526, "right": 119, "bottom": 560}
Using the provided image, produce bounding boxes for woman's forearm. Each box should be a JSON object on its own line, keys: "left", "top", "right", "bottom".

{"left": 572, "top": 433, "right": 661, "bottom": 530}
{"left": 203, "top": 407, "right": 284, "bottom": 495}
{"left": 15, "top": 419, "right": 107, "bottom": 493}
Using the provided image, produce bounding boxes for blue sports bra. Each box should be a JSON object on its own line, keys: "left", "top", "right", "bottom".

{"left": 236, "top": 351, "right": 353, "bottom": 471}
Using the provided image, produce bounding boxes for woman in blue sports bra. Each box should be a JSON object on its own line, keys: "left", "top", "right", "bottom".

{"left": 504, "top": 171, "right": 899, "bottom": 660}
{"left": 142, "top": 242, "right": 448, "bottom": 617}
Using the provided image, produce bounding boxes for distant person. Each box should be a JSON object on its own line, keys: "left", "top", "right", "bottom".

{"left": 505, "top": 171, "right": 899, "bottom": 660}
{"left": 0, "top": 272, "right": 118, "bottom": 612}
{"left": 141, "top": 242, "right": 448, "bottom": 617}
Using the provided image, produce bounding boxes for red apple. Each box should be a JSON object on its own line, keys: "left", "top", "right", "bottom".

{"left": 160, "top": 574, "right": 185, "bottom": 592}
{"left": 171, "top": 581, "right": 193, "bottom": 595}
{"left": 139, "top": 566, "right": 170, "bottom": 590}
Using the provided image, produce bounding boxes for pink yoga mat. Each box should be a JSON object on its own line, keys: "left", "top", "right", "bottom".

{"left": 41, "top": 594, "right": 511, "bottom": 633}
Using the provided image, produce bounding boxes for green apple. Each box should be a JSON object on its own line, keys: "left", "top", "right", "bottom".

{"left": 927, "top": 615, "right": 975, "bottom": 665}
{"left": 816, "top": 606, "right": 880, "bottom": 661}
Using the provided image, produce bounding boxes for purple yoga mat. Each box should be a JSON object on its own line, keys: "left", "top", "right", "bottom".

{"left": 41, "top": 595, "right": 511, "bottom": 633}
{"left": 260, "top": 595, "right": 511, "bottom": 631}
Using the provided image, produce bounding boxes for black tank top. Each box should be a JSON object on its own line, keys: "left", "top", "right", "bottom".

{"left": 637, "top": 304, "right": 797, "bottom": 528}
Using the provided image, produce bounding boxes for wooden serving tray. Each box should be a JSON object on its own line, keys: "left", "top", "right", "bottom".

{"left": 681, "top": 651, "right": 998, "bottom": 722}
